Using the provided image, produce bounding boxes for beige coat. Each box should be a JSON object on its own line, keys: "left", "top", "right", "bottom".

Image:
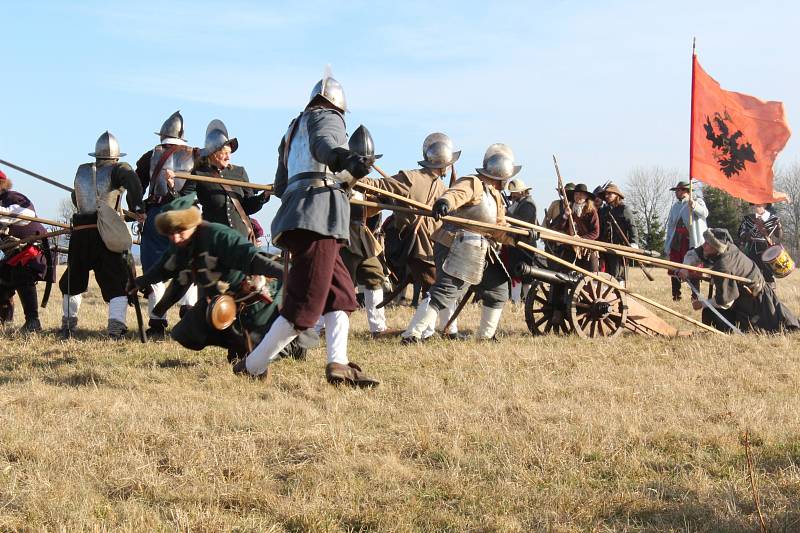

{"left": 432, "top": 175, "right": 514, "bottom": 246}
{"left": 360, "top": 168, "right": 445, "bottom": 264}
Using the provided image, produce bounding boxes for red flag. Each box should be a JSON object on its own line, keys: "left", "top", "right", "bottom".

{"left": 690, "top": 55, "right": 791, "bottom": 203}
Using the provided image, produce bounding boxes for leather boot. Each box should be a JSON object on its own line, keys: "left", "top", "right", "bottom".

{"left": 325, "top": 361, "right": 379, "bottom": 388}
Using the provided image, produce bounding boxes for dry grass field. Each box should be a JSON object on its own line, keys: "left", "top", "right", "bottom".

{"left": 1, "top": 267, "right": 800, "bottom": 532}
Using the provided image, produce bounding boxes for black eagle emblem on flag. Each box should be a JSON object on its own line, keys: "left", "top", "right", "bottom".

{"left": 703, "top": 110, "right": 757, "bottom": 178}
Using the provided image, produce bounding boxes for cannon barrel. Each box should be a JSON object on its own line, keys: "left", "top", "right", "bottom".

{"left": 515, "top": 263, "right": 582, "bottom": 285}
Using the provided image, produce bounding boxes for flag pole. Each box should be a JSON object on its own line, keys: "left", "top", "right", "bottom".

{"left": 688, "top": 37, "right": 697, "bottom": 227}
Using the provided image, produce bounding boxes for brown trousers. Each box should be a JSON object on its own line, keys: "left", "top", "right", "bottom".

{"left": 280, "top": 230, "right": 358, "bottom": 330}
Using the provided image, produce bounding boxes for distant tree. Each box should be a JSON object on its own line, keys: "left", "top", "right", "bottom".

{"left": 703, "top": 186, "right": 747, "bottom": 239}
{"left": 774, "top": 162, "right": 800, "bottom": 259}
{"left": 624, "top": 166, "right": 676, "bottom": 255}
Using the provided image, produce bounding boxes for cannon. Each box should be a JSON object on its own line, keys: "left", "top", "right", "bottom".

{"left": 516, "top": 262, "right": 678, "bottom": 338}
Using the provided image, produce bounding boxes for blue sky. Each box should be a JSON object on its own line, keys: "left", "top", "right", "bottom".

{"left": 3, "top": 0, "right": 799, "bottom": 228}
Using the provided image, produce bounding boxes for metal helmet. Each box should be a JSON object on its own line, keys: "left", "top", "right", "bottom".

{"left": 418, "top": 132, "right": 461, "bottom": 169}
{"left": 200, "top": 119, "right": 238, "bottom": 157}
{"left": 506, "top": 177, "right": 530, "bottom": 194}
{"left": 309, "top": 67, "right": 347, "bottom": 112}
{"left": 349, "top": 125, "right": 382, "bottom": 160}
{"left": 155, "top": 110, "right": 186, "bottom": 141}
{"left": 476, "top": 143, "right": 521, "bottom": 181}
{"left": 89, "top": 131, "right": 126, "bottom": 159}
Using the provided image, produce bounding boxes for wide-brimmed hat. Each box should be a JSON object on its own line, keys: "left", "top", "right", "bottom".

{"left": 506, "top": 177, "right": 531, "bottom": 194}
{"left": 603, "top": 183, "right": 624, "bottom": 199}
{"left": 572, "top": 183, "right": 595, "bottom": 200}
{"left": 155, "top": 193, "right": 202, "bottom": 235}
{"left": 670, "top": 180, "right": 691, "bottom": 191}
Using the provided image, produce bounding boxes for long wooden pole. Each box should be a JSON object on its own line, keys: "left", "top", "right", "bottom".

{"left": 355, "top": 192, "right": 722, "bottom": 335}
{"left": 173, "top": 171, "right": 274, "bottom": 192}
{"left": 1, "top": 211, "right": 70, "bottom": 229}
{"left": 516, "top": 242, "right": 724, "bottom": 336}
{"left": 0, "top": 226, "right": 96, "bottom": 252}
{"left": 688, "top": 37, "right": 697, "bottom": 227}
{"left": 0, "top": 159, "right": 74, "bottom": 193}
{"left": 354, "top": 180, "right": 750, "bottom": 283}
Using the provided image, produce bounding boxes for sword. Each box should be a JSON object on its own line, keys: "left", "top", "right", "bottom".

{"left": 442, "top": 285, "right": 475, "bottom": 334}
{"left": 685, "top": 280, "right": 742, "bottom": 334}
{"left": 124, "top": 251, "right": 147, "bottom": 343}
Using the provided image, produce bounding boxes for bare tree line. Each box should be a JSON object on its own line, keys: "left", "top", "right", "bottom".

{"left": 774, "top": 162, "right": 800, "bottom": 259}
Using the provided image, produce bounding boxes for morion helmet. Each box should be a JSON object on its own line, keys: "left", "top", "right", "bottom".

{"left": 89, "top": 131, "right": 126, "bottom": 159}
{"left": 418, "top": 132, "right": 461, "bottom": 169}
{"left": 476, "top": 143, "right": 521, "bottom": 181}
{"left": 200, "top": 119, "right": 238, "bottom": 157}
{"left": 155, "top": 110, "right": 186, "bottom": 141}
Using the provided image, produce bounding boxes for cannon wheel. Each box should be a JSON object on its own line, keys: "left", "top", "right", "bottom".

{"left": 524, "top": 281, "right": 574, "bottom": 335}
{"left": 568, "top": 273, "right": 627, "bottom": 338}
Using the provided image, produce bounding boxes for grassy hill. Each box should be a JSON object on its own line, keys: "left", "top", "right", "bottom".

{"left": 1, "top": 268, "right": 799, "bottom": 531}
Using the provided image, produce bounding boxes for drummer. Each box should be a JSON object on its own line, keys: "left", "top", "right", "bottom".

{"left": 737, "top": 203, "right": 783, "bottom": 288}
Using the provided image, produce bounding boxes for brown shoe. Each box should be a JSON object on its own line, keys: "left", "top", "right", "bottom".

{"left": 232, "top": 357, "right": 271, "bottom": 382}
{"left": 325, "top": 361, "right": 380, "bottom": 388}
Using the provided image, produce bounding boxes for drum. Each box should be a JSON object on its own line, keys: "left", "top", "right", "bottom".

{"left": 207, "top": 294, "right": 237, "bottom": 330}
{"left": 761, "top": 245, "right": 795, "bottom": 278}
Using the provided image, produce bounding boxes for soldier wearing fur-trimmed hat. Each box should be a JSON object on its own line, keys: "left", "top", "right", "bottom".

{"left": 133, "top": 193, "right": 314, "bottom": 359}
{"left": 58, "top": 131, "right": 144, "bottom": 339}
{"left": 402, "top": 144, "right": 532, "bottom": 343}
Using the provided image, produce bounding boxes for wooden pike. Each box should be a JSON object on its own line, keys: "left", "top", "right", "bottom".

{"left": 515, "top": 241, "right": 725, "bottom": 336}
{"left": 0, "top": 225, "right": 96, "bottom": 252}
{"left": 1, "top": 211, "right": 70, "bottom": 229}
{"left": 173, "top": 171, "right": 274, "bottom": 192}
{"left": 354, "top": 180, "right": 750, "bottom": 283}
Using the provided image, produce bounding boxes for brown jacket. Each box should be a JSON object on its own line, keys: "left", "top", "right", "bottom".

{"left": 432, "top": 175, "right": 514, "bottom": 246}
{"left": 552, "top": 202, "right": 599, "bottom": 240}
{"left": 360, "top": 168, "right": 445, "bottom": 263}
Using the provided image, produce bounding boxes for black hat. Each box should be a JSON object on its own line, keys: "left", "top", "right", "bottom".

{"left": 572, "top": 183, "right": 595, "bottom": 200}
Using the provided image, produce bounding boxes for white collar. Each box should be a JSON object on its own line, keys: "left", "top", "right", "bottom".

{"left": 756, "top": 210, "right": 771, "bottom": 222}
{"left": 161, "top": 138, "right": 188, "bottom": 146}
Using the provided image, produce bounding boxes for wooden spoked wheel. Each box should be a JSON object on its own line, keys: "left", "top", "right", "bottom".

{"left": 524, "top": 281, "right": 574, "bottom": 336}
{"left": 568, "top": 273, "right": 627, "bottom": 339}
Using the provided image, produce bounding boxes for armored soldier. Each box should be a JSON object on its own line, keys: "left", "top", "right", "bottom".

{"left": 235, "top": 72, "right": 378, "bottom": 387}
{"left": 59, "top": 132, "right": 144, "bottom": 339}
{"left": 598, "top": 182, "right": 638, "bottom": 282}
{"left": 402, "top": 144, "right": 530, "bottom": 343}
{"left": 358, "top": 132, "right": 465, "bottom": 339}
{"left": 135, "top": 111, "right": 199, "bottom": 339}
{"left": 0, "top": 172, "right": 54, "bottom": 332}
{"left": 181, "top": 120, "right": 268, "bottom": 242}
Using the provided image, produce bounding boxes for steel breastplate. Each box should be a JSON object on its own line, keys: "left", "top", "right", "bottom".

{"left": 285, "top": 113, "right": 329, "bottom": 180}
{"left": 453, "top": 186, "right": 497, "bottom": 224}
{"left": 150, "top": 144, "right": 195, "bottom": 196}
{"left": 74, "top": 163, "right": 121, "bottom": 214}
